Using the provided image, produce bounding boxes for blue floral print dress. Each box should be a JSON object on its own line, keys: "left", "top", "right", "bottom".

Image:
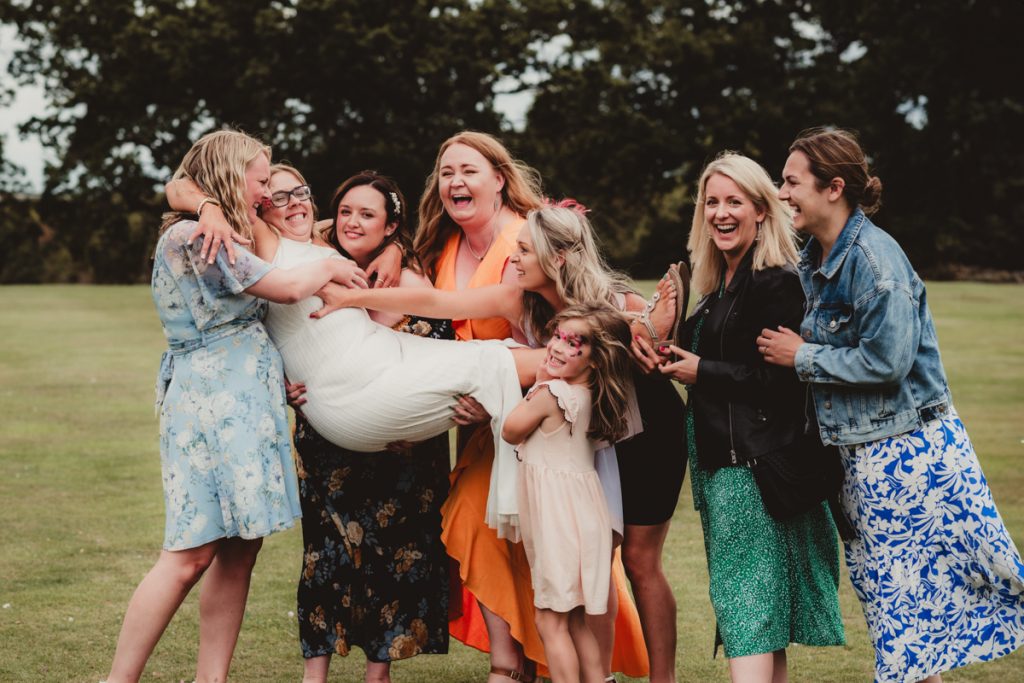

{"left": 152, "top": 220, "right": 301, "bottom": 551}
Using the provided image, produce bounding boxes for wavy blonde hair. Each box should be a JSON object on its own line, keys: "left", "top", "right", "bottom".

{"left": 521, "top": 205, "right": 635, "bottom": 341}
{"left": 160, "top": 129, "right": 271, "bottom": 240}
{"left": 548, "top": 303, "right": 635, "bottom": 444}
{"left": 687, "top": 152, "right": 799, "bottom": 296}
{"left": 414, "top": 131, "right": 544, "bottom": 280}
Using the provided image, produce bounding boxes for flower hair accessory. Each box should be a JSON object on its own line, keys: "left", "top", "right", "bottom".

{"left": 389, "top": 191, "right": 401, "bottom": 215}
{"left": 542, "top": 197, "right": 590, "bottom": 216}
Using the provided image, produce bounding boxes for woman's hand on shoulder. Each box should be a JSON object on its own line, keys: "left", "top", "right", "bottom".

{"left": 367, "top": 242, "right": 404, "bottom": 288}
{"left": 169, "top": 180, "right": 253, "bottom": 265}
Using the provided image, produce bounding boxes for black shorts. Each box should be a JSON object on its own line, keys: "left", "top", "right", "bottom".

{"left": 616, "top": 371, "right": 688, "bottom": 526}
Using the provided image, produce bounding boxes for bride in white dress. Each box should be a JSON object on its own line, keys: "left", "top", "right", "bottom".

{"left": 169, "top": 167, "right": 527, "bottom": 540}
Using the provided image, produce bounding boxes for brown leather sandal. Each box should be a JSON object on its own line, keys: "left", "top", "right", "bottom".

{"left": 489, "top": 665, "right": 535, "bottom": 682}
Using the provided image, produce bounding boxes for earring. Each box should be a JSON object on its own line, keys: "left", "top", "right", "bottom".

{"left": 754, "top": 221, "right": 763, "bottom": 241}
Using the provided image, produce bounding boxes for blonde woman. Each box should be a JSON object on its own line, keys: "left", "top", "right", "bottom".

{"left": 104, "top": 130, "right": 369, "bottom": 683}
{"left": 655, "top": 152, "right": 845, "bottom": 683}
{"left": 315, "top": 202, "right": 673, "bottom": 682}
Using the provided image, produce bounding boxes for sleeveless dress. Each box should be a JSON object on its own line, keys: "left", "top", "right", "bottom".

{"left": 517, "top": 380, "right": 612, "bottom": 614}
{"left": 263, "top": 237, "right": 525, "bottom": 539}
{"left": 436, "top": 222, "right": 650, "bottom": 677}
{"left": 151, "top": 221, "right": 301, "bottom": 550}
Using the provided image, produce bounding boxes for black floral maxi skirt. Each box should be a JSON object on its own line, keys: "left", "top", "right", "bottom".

{"left": 294, "top": 316, "right": 453, "bottom": 662}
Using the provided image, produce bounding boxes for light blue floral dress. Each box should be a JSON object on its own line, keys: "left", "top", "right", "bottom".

{"left": 152, "top": 220, "right": 301, "bottom": 551}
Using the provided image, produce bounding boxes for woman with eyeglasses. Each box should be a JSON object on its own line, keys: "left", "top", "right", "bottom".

{"left": 270, "top": 167, "right": 454, "bottom": 683}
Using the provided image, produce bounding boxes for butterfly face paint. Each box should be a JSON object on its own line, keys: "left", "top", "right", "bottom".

{"left": 543, "top": 319, "right": 594, "bottom": 383}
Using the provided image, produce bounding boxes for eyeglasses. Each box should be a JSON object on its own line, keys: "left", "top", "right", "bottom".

{"left": 269, "top": 185, "right": 312, "bottom": 207}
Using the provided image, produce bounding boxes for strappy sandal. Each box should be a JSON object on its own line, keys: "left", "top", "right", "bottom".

{"left": 671, "top": 260, "right": 692, "bottom": 348}
{"left": 631, "top": 261, "right": 689, "bottom": 348}
{"left": 489, "top": 665, "right": 536, "bottom": 682}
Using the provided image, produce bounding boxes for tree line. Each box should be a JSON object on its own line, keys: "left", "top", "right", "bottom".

{"left": 1, "top": 0, "right": 1022, "bottom": 284}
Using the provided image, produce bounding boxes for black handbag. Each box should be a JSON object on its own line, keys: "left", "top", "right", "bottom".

{"left": 748, "top": 396, "right": 846, "bottom": 523}
{"left": 749, "top": 434, "right": 843, "bottom": 519}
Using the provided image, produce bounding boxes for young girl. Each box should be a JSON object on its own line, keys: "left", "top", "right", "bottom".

{"left": 501, "top": 303, "right": 636, "bottom": 683}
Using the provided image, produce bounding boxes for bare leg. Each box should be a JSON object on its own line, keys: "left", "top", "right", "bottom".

{"left": 106, "top": 541, "right": 220, "bottom": 683}
{"left": 480, "top": 601, "right": 528, "bottom": 683}
{"left": 196, "top": 536, "right": 263, "bottom": 683}
{"left": 365, "top": 660, "right": 392, "bottom": 683}
{"left": 621, "top": 522, "right": 676, "bottom": 683}
{"left": 584, "top": 573, "right": 617, "bottom": 675}
{"left": 509, "top": 347, "right": 547, "bottom": 388}
{"left": 569, "top": 608, "right": 606, "bottom": 683}
{"left": 535, "top": 608, "right": 578, "bottom": 683}
{"left": 301, "top": 655, "right": 330, "bottom": 683}
{"left": 917, "top": 676, "right": 942, "bottom": 683}
{"left": 727, "top": 651, "right": 777, "bottom": 683}
{"left": 772, "top": 650, "right": 788, "bottom": 683}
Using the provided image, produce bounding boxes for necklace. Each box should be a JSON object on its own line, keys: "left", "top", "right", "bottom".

{"left": 465, "top": 229, "right": 496, "bottom": 261}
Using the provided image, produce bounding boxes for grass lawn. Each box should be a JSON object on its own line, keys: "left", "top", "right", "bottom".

{"left": 1, "top": 282, "right": 1022, "bottom": 682}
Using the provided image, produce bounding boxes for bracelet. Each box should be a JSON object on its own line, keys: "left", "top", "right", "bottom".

{"left": 196, "top": 197, "right": 221, "bottom": 217}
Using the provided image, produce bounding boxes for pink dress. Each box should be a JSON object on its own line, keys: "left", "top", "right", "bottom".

{"left": 516, "top": 380, "right": 612, "bottom": 614}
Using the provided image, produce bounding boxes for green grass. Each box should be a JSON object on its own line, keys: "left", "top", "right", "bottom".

{"left": 0, "top": 282, "right": 1022, "bottom": 682}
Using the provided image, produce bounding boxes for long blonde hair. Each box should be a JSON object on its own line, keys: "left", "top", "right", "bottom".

{"left": 687, "top": 152, "right": 799, "bottom": 296}
{"left": 414, "top": 131, "right": 544, "bottom": 280}
{"left": 521, "top": 204, "right": 635, "bottom": 341}
{"left": 548, "top": 303, "right": 635, "bottom": 444}
{"left": 160, "top": 129, "right": 271, "bottom": 240}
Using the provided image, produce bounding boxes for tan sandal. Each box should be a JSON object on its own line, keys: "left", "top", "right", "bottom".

{"left": 630, "top": 261, "right": 689, "bottom": 348}
{"left": 490, "top": 665, "right": 536, "bottom": 682}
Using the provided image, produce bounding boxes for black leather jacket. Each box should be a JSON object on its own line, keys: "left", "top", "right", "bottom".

{"left": 678, "top": 254, "right": 807, "bottom": 471}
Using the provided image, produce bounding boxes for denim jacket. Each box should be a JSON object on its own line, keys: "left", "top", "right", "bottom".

{"left": 794, "top": 208, "right": 952, "bottom": 446}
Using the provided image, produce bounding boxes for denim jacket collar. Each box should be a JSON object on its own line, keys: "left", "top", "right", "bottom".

{"left": 800, "top": 208, "right": 867, "bottom": 281}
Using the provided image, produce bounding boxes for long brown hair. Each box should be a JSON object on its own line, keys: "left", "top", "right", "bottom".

{"left": 549, "top": 303, "right": 635, "bottom": 444}
{"left": 160, "top": 129, "right": 270, "bottom": 239}
{"left": 789, "top": 127, "right": 883, "bottom": 215}
{"left": 324, "top": 170, "right": 423, "bottom": 273}
{"left": 414, "top": 131, "right": 543, "bottom": 280}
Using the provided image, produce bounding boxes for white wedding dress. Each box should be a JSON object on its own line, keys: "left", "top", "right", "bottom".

{"left": 263, "top": 237, "right": 524, "bottom": 539}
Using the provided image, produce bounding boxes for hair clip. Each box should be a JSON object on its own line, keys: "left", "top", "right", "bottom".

{"left": 389, "top": 191, "right": 401, "bottom": 215}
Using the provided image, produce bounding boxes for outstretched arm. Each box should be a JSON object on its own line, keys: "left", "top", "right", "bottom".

{"left": 311, "top": 281, "right": 522, "bottom": 323}
{"left": 245, "top": 258, "right": 368, "bottom": 304}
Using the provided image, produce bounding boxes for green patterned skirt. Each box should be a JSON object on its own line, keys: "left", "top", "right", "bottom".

{"left": 692, "top": 457, "right": 845, "bottom": 658}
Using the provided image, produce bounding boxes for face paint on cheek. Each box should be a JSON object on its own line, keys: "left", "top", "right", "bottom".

{"left": 554, "top": 329, "right": 589, "bottom": 357}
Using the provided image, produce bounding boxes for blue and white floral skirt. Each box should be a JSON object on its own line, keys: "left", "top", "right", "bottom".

{"left": 839, "top": 411, "right": 1024, "bottom": 683}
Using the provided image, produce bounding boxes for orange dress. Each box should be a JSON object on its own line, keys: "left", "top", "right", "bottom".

{"left": 437, "top": 220, "right": 650, "bottom": 677}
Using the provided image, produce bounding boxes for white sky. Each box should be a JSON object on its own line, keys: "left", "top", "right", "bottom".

{"left": 1, "top": 25, "right": 51, "bottom": 190}
{"left": 0, "top": 23, "right": 536, "bottom": 193}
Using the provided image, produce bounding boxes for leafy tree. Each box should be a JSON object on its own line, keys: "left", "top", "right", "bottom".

{"left": 514, "top": 0, "right": 848, "bottom": 274}
{"left": 812, "top": 0, "right": 1024, "bottom": 272}
{"left": 0, "top": 0, "right": 554, "bottom": 281}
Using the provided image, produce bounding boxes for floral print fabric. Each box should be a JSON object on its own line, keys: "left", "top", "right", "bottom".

{"left": 152, "top": 221, "right": 301, "bottom": 550}
{"left": 840, "top": 412, "right": 1024, "bottom": 682}
{"left": 294, "top": 316, "right": 453, "bottom": 663}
